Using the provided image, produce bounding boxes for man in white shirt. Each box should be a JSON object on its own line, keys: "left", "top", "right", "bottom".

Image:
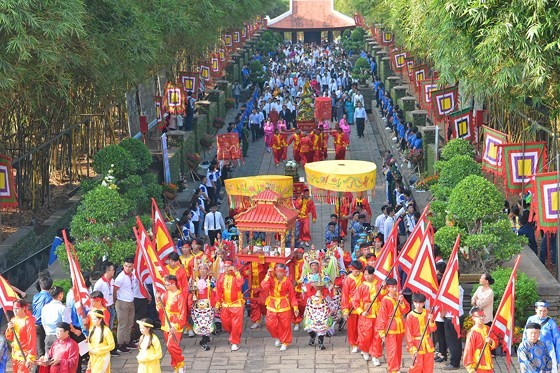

{"left": 374, "top": 205, "right": 388, "bottom": 233}
{"left": 93, "top": 262, "right": 116, "bottom": 327}
{"left": 114, "top": 257, "right": 137, "bottom": 352}
{"left": 353, "top": 89, "right": 364, "bottom": 108}
{"left": 382, "top": 206, "right": 396, "bottom": 239}
{"left": 354, "top": 102, "right": 367, "bottom": 138}
{"left": 41, "top": 286, "right": 71, "bottom": 351}
{"left": 204, "top": 203, "right": 226, "bottom": 245}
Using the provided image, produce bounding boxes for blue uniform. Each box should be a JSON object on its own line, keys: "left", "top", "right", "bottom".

{"left": 524, "top": 316, "right": 560, "bottom": 371}
{"left": 518, "top": 339, "right": 552, "bottom": 373}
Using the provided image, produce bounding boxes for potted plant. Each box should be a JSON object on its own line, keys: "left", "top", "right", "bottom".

{"left": 212, "top": 117, "right": 225, "bottom": 130}
{"left": 162, "top": 183, "right": 178, "bottom": 200}
{"left": 225, "top": 98, "right": 236, "bottom": 109}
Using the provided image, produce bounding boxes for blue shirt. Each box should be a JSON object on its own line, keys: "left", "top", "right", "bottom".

{"left": 32, "top": 290, "right": 53, "bottom": 326}
{"left": 518, "top": 339, "right": 552, "bottom": 373}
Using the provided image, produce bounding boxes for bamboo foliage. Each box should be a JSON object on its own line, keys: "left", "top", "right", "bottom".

{"left": 0, "top": 0, "right": 287, "bottom": 211}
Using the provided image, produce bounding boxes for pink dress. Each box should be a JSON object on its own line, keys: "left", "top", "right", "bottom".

{"left": 339, "top": 119, "right": 351, "bottom": 144}
{"left": 277, "top": 119, "right": 287, "bottom": 132}
{"left": 264, "top": 122, "right": 275, "bottom": 148}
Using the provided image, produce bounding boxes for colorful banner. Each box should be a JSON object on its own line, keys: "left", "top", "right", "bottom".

{"left": 500, "top": 141, "right": 547, "bottom": 195}
{"left": 0, "top": 155, "right": 18, "bottom": 210}
{"left": 219, "top": 49, "right": 226, "bottom": 62}
{"left": 420, "top": 80, "right": 438, "bottom": 108}
{"left": 530, "top": 172, "right": 560, "bottom": 233}
{"left": 179, "top": 72, "right": 198, "bottom": 93}
{"left": 481, "top": 126, "right": 509, "bottom": 174}
{"left": 394, "top": 52, "right": 407, "bottom": 70}
{"left": 164, "top": 82, "right": 183, "bottom": 113}
{"left": 314, "top": 97, "right": 332, "bottom": 121}
{"left": 224, "top": 34, "right": 233, "bottom": 48}
{"left": 411, "top": 64, "right": 427, "bottom": 86}
{"left": 217, "top": 133, "right": 242, "bottom": 161}
{"left": 404, "top": 57, "right": 415, "bottom": 77}
{"left": 446, "top": 107, "right": 474, "bottom": 142}
{"left": 211, "top": 56, "right": 219, "bottom": 72}
{"left": 225, "top": 176, "right": 293, "bottom": 198}
{"left": 233, "top": 31, "right": 240, "bottom": 45}
{"left": 200, "top": 65, "right": 211, "bottom": 81}
{"left": 431, "top": 85, "right": 459, "bottom": 120}
{"left": 381, "top": 31, "right": 393, "bottom": 45}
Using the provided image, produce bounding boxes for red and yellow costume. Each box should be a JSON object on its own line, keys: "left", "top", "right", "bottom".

{"left": 351, "top": 196, "right": 372, "bottom": 220}
{"left": 322, "top": 131, "right": 329, "bottom": 159}
{"left": 216, "top": 270, "right": 245, "bottom": 345}
{"left": 180, "top": 250, "right": 205, "bottom": 279}
{"left": 405, "top": 309, "right": 437, "bottom": 373}
{"left": 158, "top": 289, "right": 187, "bottom": 370}
{"left": 463, "top": 325, "right": 497, "bottom": 373}
{"left": 341, "top": 272, "right": 363, "bottom": 348}
{"left": 5, "top": 312, "right": 36, "bottom": 373}
{"left": 261, "top": 274, "right": 298, "bottom": 345}
{"left": 271, "top": 133, "right": 288, "bottom": 165}
{"left": 281, "top": 132, "right": 289, "bottom": 161}
{"left": 246, "top": 263, "right": 269, "bottom": 325}
{"left": 312, "top": 131, "right": 323, "bottom": 162}
{"left": 376, "top": 295, "right": 410, "bottom": 373}
{"left": 166, "top": 265, "right": 189, "bottom": 293}
{"left": 352, "top": 279, "right": 386, "bottom": 358}
{"left": 299, "top": 135, "right": 313, "bottom": 166}
{"left": 290, "top": 256, "right": 306, "bottom": 325}
{"left": 294, "top": 195, "right": 317, "bottom": 244}
{"left": 333, "top": 131, "right": 349, "bottom": 160}
{"left": 288, "top": 132, "right": 302, "bottom": 163}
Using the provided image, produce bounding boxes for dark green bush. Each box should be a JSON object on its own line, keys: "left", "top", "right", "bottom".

{"left": 119, "top": 138, "right": 153, "bottom": 173}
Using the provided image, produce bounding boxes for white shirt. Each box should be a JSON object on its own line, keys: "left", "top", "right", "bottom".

{"left": 41, "top": 299, "right": 71, "bottom": 335}
{"left": 383, "top": 216, "right": 395, "bottom": 240}
{"left": 93, "top": 276, "right": 115, "bottom": 306}
{"left": 355, "top": 107, "right": 367, "bottom": 119}
{"left": 353, "top": 94, "right": 364, "bottom": 107}
{"left": 374, "top": 214, "right": 387, "bottom": 233}
{"left": 114, "top": 271, "right": 136, "bottom": 302}
{"left": 204, "top": 211, "right": 226, "bottom": 235}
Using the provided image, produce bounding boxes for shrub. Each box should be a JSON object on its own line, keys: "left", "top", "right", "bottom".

{"left": 119, "top": 138, "right": 153, "bottom": 173}
{"left": 441, "top": 139, "right": 476, "bottom": 160}
{"left": 434, "top": 225, "right": 465, "bottom": 259}
{"left": 429, "top": 200, "right": 448, "bottom": 230}
{"left": 352, "top": 57, "right": 370, "bottom": 84}
{"left": 447, "top": 175, "right": 503, "bottom": 226}
{"left": 435, "top": 155, "right": 482, "bottom": 189}
{"left": 93, "top": 144, "right": 137, "bottom": 179}
{"left": 53, "top": 279, "right": 72, "bottom": 303}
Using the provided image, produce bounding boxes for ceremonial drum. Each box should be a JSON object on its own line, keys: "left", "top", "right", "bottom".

{"left": 192, "top": 299, "right": 215, "bottom": 336}
{"left": 303, "top": 294, "right": 333, "bottom": 333}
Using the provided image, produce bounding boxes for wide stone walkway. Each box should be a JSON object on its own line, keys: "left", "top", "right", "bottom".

{"left": 8, "top": 106, "right": 519, "bottom": 372}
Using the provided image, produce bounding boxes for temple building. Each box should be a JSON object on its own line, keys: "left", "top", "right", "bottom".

{"left": 267, "top": 0, "right": 356, "bottom": 43}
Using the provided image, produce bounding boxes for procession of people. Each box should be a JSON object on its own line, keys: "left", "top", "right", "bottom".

{"left": 1, "top": 39, "right": 553, "bottom": 373}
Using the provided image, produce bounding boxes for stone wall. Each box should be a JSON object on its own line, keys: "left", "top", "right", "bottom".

{"left": 126, "top": 71, "right": 167, "bottom": 136}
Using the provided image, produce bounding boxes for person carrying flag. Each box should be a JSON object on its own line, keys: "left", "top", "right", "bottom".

{"left": 462, "top": 307, "right": 498, "bottom": 373}
{"left": 5, "top": 299, "right": 36, "bottom": 373}
{"left": 405, "top": 293, "right": 437, "bottom": 373}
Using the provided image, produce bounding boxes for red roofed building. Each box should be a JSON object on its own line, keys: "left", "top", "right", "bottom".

{"left": 235, "top": 188, "right": 299, "bottom": 253}
{"left": 267, "top": 0, "right": 356, "bottom": 43}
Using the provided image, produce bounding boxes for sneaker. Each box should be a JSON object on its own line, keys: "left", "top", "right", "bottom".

{"left": 318, "top": 344, "right": 326, "bottom": 350}
{"left": 351, "top": 346, "right": 359, "bottom": 353}
{"left": 280, "top": 344, "right": 288, "bottom": 351}
{"left": 201, "top": 344, "right": 210, "bottom": 351}
{"left": 363, "top": 353, "right": 370, "bottom": 361}
{"left": 188, "top": 330, "right": 195, "bottom": 338}
{"left": 308, "top": 338, "right": 315, "bottom": 346}
{"left": 231, "top": 344, "right": 239, "bottom": 351}
{"left": 304, "top": 242, "right": 310, "bottom": 247}
{"left": 126, "top": 342, "right": 138, "bottom": 349}
{"left": 371, "top": 357, "right": 381, "bottom": 366}
{"left": 250, "top": 322, "right": 261, "bottom": 329}
{"left": 275, "top": 339, "right": 281, "bottom": 347}
{"left": 293, "top": 323, "right": 300, "bottom": 331}
{"left": 443, "top": 364, "right": 460, "bottom": 370}
{"left": 110, "top": 350, "right": 120, "bottom": 357}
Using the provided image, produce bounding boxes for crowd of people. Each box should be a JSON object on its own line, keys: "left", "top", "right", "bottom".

{"left": 2, "top": 38, "right": 558, "bottom": 373}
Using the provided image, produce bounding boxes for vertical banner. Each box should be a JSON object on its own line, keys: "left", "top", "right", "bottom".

{"left": 420, "top": 80, "right": 439, "bottom": 109}
{"left": 431, "top": 85, "right": 459, "bottom": 121}
{"left": 200, "top": 65, "right": 211, "bottom": 81}
{"left": 530, "top": 172, "right": 560, "bottom": 233}
{"left": 161, "top": 134, "right": 171, "bottom": 184}
{"left": 217, "top": 133, "right": 242, "bottom": 161}
{"left": 233, "top": 31, "right": 241, "bottom": 46}
{"left": 0, "top": 155, "right": 18, "bottom": 210}
{"left": 180, "top": 72, "right": 198, "bottom": 93}
{"left": 446, "top": 107, "right": 474, "bottom": 142}
{"left": 224, "top": 34, "right": 233, "bottom": 49}
{"left": 163, "top": 82, "right": 183, "bottom": 114}
{"left": 500, "top": 142, "right": 547, "bottom": 195}
{"left": 219, "top": 49, "right": 226, "bottom": 62}
{"left": 212, "top": 56, "right": 220, "bottom": 72}
{"left": 481, "top": 126, "right": 509, "bottom": 174}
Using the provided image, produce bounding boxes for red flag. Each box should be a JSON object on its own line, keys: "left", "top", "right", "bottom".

{"left": 397, "top": 205, "right": 431, "bottom": 274}
{"left": 0, "top": 274, "right": 20, "bottom": 311}
{"left": 134, "top": 217, "right": 169, "bottom": 297}
{"left": 62, "top": 230, "right": 91, "bottom": 310}
{"left": 374, "top": 218, "right": 400, "bottom": 282}
{"left": 402, "top": 222, "right": 438, "bottom": 301}
{"left": 490, "top": 255, "right": 521, "bottom": 368}
{"left": 151, "top": 198, "right": 176, "bottom": 260}
{"left": 434, "top": 234, "right": 462, "bottom": 336}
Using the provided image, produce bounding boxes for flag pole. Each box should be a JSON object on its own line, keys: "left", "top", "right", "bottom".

{"left": 411, "top": 308, "right": 435, "bottom": 366}
{"left": 341, "top": 279, "right": 386, "bottom": 329}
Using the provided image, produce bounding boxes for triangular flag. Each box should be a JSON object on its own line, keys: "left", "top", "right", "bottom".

{"left": 402, "top": 222, "right": 438, "bottom": 301}
{"left": 63, "top": 230, "right": 91, "bottom": 310}
{"left": 152, "top": 198, "right": 176, "bottom": 260}
{"left": 434, "top": 234, "right": 462, "bottom": 336}
{"left": 374, "top": 218, "right": 400, "bottom": 282}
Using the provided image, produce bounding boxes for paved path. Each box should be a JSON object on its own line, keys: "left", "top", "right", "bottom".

{"left": 8, "top": 106, "right": 520, "bottom": 372}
